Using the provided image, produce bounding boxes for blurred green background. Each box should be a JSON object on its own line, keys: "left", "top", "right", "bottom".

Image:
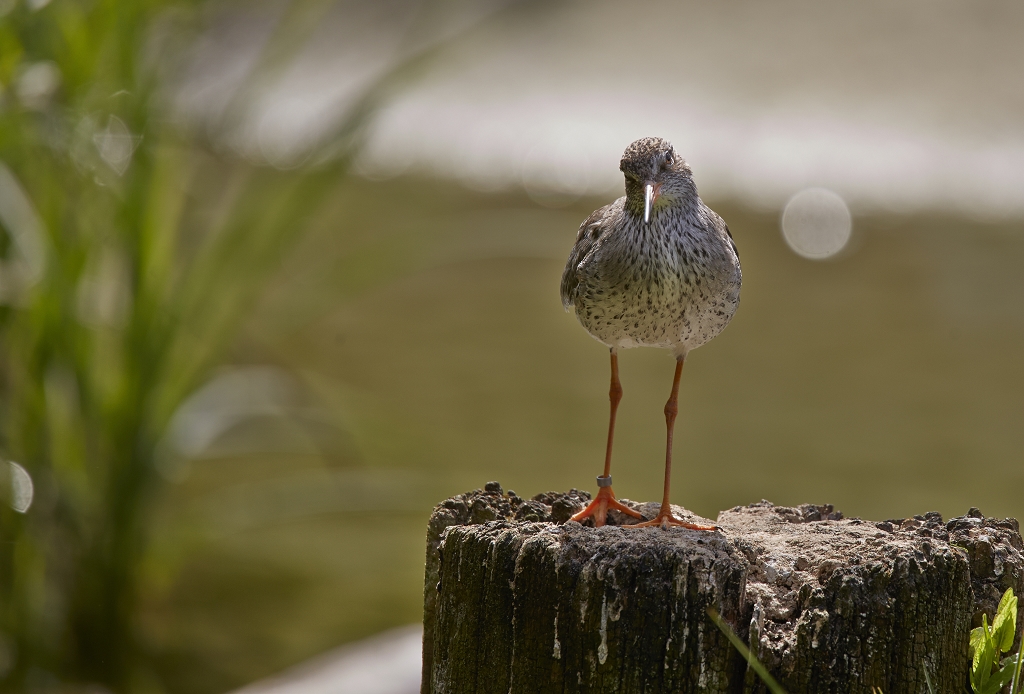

{"left": 1, "top": 0, "right": 1022, "bottom": 692}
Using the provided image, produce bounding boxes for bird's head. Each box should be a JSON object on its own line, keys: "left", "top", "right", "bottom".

{"left": 619, "top": 137, "right": 695, "bottom": 224}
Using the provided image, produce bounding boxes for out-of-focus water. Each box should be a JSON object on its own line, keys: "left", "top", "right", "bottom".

{"left": 294, "top": 176, "right": 1024, "bottom": 520}
{"left": 146, "top": 174, "right": 1024, "bottom": 693}
{"left": 201, "top": 0, "right": 1024, "bottom": 217}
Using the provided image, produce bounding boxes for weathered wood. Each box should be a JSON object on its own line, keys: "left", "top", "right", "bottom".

{"left": 422, "top": 484, "right": 1024, "bottom": 694}
{"left": 732, "top": 504, "right": 969, "bottom": 693}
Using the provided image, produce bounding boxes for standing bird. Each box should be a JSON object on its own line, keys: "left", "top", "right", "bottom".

{"left": 560, "top": 137, "right": 741, "bottom": 530}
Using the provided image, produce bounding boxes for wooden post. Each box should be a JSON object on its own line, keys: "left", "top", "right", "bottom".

{"left": 422, "top": 484, "right": 1024, "bottom": 694}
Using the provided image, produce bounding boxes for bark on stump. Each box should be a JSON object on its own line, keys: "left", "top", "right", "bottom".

{"left": 422, "top": 483, "right": 1023, "bottom": 694}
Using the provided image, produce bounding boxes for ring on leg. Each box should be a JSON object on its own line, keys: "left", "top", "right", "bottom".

{"left": 570, "top": 477, "right": 643, "bottom": 527}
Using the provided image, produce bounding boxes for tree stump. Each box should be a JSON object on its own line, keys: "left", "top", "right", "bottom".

{"left": 422, "top": 483, "right": 1023, "bottom": 694}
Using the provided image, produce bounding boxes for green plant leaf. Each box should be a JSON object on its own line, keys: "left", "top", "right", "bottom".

{"left": 980, "top": 654, "right": 1019, "bottom": 694}
{"left": 973, "top": 614, "right": 997, "bottom": 694}
{"left": 971, "top": 624, "right": 987, "bottom": 657}
{"left": 993, "top": 588, "right": 1018, "bottom": 654}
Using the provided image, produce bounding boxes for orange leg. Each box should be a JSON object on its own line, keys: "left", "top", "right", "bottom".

{"left": 571, "top": 350, "right": 643, "bottom": 527}
{"left": 629, "top": 356, "right": 717, "bottom": 531}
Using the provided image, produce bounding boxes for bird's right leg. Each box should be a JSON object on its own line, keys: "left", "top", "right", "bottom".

{"left": 571, "top": 349, "right": 643, "bottom": 527}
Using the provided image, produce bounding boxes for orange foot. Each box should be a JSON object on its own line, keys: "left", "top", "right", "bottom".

{"left": 628, "top": 505, "right": 718, "bottom": 531}
{"left": 570, "top": 482, "right": 643, "bottom": 527}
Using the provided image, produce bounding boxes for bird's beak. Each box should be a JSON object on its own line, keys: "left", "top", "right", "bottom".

{"left": 644, "top": 182, "right": 661, "bottom": 224}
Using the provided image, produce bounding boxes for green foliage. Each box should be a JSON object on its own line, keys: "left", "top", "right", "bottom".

{"left": 0, "top": 0, "right": 446, "bottom": 690}
{"left": 970, "top": 588, "right": 1023, "bottom": 694}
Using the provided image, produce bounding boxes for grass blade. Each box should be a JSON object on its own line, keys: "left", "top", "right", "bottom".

{"left": 707, "top": 608, "right": 788, "bottom": 694}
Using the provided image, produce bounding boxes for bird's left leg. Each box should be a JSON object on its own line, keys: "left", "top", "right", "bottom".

{"left": 630, "top": 355, "right": 717, "bottom": 531}
{"left": 571, "top": 349, "right": 643, "bottom": 527}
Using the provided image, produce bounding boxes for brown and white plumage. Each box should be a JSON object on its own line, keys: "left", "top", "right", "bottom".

{"left": 561, "top": 138, "right": 741, "bottom": 358}
{"left": 561, "top": 136, "right": 741, "bottom": 530}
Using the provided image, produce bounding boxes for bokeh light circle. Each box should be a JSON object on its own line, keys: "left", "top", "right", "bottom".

{"left": 7, "top": 461, "right": 33, "bottom": 513}
{"left": 781, "top": 188, "right": 852, "bottom": 260}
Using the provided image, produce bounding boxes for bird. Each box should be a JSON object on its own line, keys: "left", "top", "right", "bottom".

{"left": 560, "top": 136, "right": 741, "bottom": 530}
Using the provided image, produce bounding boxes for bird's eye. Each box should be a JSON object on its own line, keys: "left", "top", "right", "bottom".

{"left": 664, "top": 151, "right": 673, "bottom": 165}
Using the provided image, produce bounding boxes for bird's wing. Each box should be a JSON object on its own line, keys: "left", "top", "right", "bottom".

{"left": 723, "top": 222, "right": 739, "bottom": 261}
{"left": 560, "top": 203, "right": 615, "bottom": 310}
{"left": 705, "top": 204, "right": 739, "bottom": 262}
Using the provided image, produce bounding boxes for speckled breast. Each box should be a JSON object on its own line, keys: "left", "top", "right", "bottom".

{"left": 573, "top": 221, "right": 741, "bottom": 354}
